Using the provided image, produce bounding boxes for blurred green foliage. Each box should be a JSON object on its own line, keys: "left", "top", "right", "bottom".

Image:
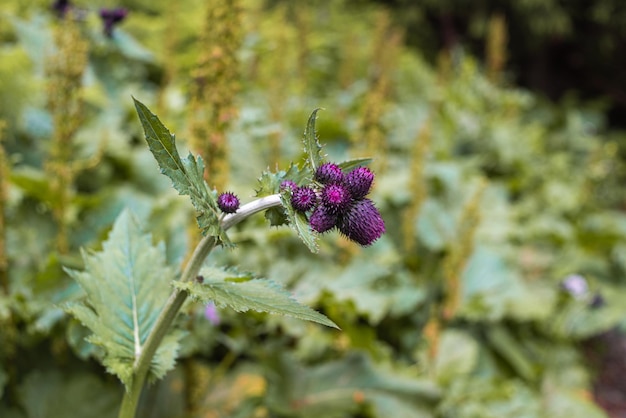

{"left": 1, "top": 0, "right": 625, "bottom": 417}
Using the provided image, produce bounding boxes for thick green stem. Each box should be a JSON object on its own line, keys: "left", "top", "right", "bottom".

{"left": 118, "top": 194, "right": 281, "bottom": 418}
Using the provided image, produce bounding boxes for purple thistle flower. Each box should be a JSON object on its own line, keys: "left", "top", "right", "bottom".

{"left": 99, "top": 7, "right": 128, "bottom": 37}
{"left": 291, "top": 186, "right": 317, "bottom": 212}
{"left": 310, "top": 204, "right": 337, "bottom": 233}
{"left": 217, "top": 191, "right": 240, "bottom": 214}
{"left": 280, "top": 180, "right": 297, "bottom": 191}
{"left": 204, "top": 302, "right": 221, "bottom": 325}
{"left": 338, "top": 198, "right": 385, "bottom": 246}
{"left": 315, "top": 162, "right": 345, "bottom": 185}
{"left": 321, "top": 183, "right": 352, "bottom": 213}
{"left": 345, "top": 166, "right": 374, "bottom": 199}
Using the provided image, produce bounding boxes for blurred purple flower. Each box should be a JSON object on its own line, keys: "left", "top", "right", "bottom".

{"left": 99, "top": 7, "right": 128, "bottom": 38}
{"left": 204, "top": 302, "right": 220, "bottom": 325}
{"left": 52, "top": 0, "right": 71, "bottom": 18}
{"left": 561, "top": 274, "right": 589, "bottom": 298}
{"left": 589, "top": 293, "right": 605, "bottom": 309}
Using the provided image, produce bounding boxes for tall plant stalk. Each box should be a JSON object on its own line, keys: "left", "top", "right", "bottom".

{"left": 45, "top": 16, "right": 87, "bottom": 254}
{"left": 0, "top": 121, "right": 8, "bottom": 294}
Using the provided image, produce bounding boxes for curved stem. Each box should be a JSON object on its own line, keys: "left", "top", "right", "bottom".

{"left": 118, "top": 194, "right": 281, "bottom": 418}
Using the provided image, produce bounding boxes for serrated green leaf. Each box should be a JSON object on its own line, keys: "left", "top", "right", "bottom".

{"left": 65, "top": 210, "right": 182, "bottom": 389}
{"left": 132, "top": 98, "right": 229, "bottom": 244}
{"left": 303, "top": 108, "right": 325, "bottom": 171}
{"left": 337, "top": 157, "right": 373, "bottom": 172}
{"left": 174, "top": 267, "right": 338, "bottom": 329}
{"left": 280, "top": 190, "right": 319, "bottom": 253}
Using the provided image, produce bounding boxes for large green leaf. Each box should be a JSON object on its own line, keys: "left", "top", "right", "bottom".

{"left": 132, "top": 98, "right": 228, "bottom": 244}
{"left": 65, "top": 210, "right": 181, "bottom": 389}
{"left": 174, "top": 266, "right": 337, "bottom": 329}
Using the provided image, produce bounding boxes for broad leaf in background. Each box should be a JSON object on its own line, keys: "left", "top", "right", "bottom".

{"left": 132, "top": 98, "right": 229, "bottom": 245}
{"left": 434, "top": 330, "right": 480, "bottom": 386}
{"left": 266, "top": 353, "right": 440, "bottom": 418}
{"left": 65, "top": 210, "right": 181, "bottom": 389}
{"left": 13, "top": 370, "right": 120, "bottom": 418}
{"left": 302, "top": 108, "right": 325, "bottom": 172}
{"left": 174, "top": 266, "right": 337, "bottom": 329}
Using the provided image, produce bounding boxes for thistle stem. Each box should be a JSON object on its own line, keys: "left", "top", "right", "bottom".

{"left": 118, "top": 194, "right": 281, "bottom": 418}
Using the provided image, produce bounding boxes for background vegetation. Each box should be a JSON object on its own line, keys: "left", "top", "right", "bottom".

{"left": 1, "top": 0, "right": 626, "bottom": 417}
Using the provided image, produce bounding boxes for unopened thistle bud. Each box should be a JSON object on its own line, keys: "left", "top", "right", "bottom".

{"left": 310, "top": 205, "right": 337, "bottom": 233}
{"left": 291, "top": 186, "right": 317, "bottom": 212}
{"left": 280, "top": 180, "right": 297, "bottom": 191}
{"left": 345, "top": 166, "right": 374, "bottom": 199}
{"left": 315, "top": 162, "right": 345, "bottom": 185}
{"left": 338, "top": 198, "right": 385, "bottom": 246}
{"left": 217, "top": 191, "right": 240, "bottom": 213}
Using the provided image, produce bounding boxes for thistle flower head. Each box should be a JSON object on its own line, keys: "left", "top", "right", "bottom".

{"left": 315, "top": 162, "right": 345, "bottom": 185}
{"left": 338, "top": 198, "right": 385, "bottom": 246}
{"left": 291, "top": 186, "right": 317, "bottom": 212}
{"left": 321, "top": 183, "right": 352, "bottom": 213}
{"left": 346, "top": 166, "right": 374, "bottom": 199}
{"left": 217, "top": 191, "right": 240, "bottom": 214}
{"left": 310, "top": 205, "right": 337, "bottom": 233}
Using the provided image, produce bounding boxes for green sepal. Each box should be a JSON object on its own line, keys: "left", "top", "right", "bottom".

{"left": 132, "top": 98, "right": 230, "bottom": 246}
{"left": 175, "top": 267, "right": 338, "bottom": 329}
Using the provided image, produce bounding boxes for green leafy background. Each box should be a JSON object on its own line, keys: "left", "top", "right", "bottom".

{"left": 1, "top": 1, "right": 625, "bottom": 417}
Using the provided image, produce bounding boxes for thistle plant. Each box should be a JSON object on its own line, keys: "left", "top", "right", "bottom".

{"left": 65, "top": 101, "right": 385, "bottom": 418}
